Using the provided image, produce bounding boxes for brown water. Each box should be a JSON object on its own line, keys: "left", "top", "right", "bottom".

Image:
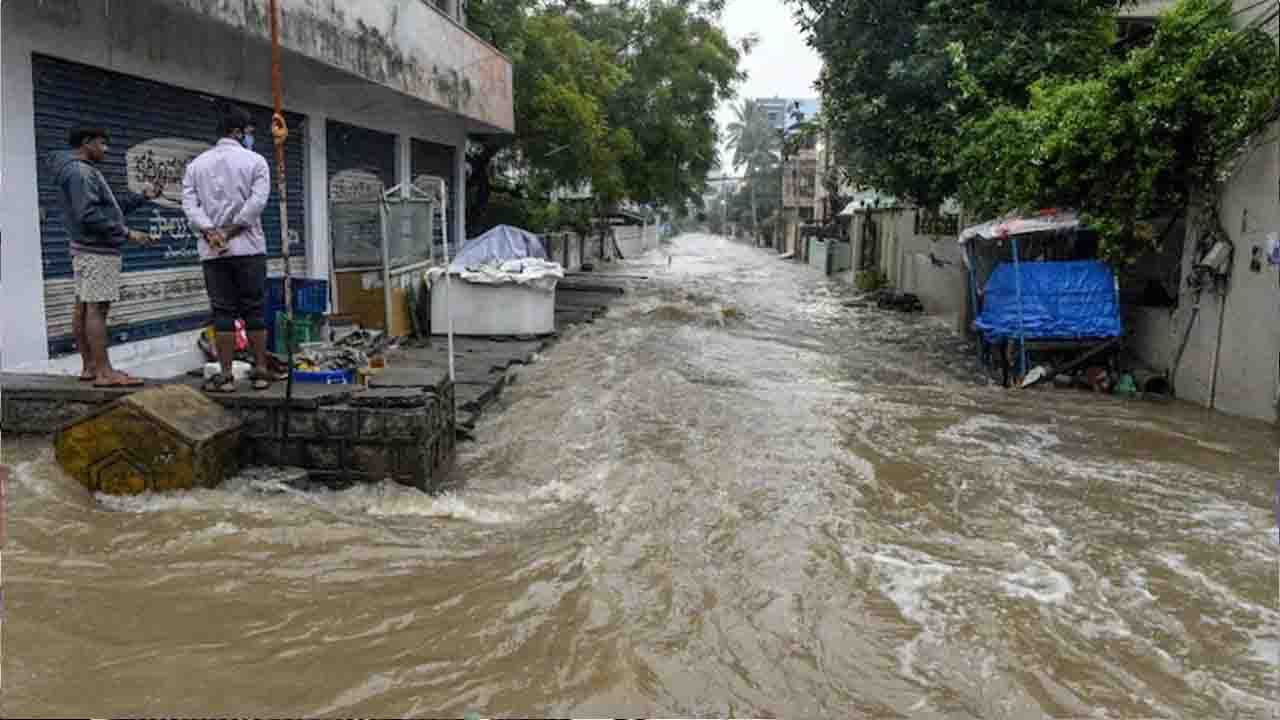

{"left": 4, "top": 233, "right": 1277, "bottom": 718}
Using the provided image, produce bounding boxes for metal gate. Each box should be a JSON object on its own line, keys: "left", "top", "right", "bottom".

{"left": 33, "top": 54, "right": 307, "bottom": 355}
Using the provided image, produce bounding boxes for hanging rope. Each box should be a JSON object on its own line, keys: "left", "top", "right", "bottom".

{"left": 268, "top": 0, "right": 297, "bottom": 451}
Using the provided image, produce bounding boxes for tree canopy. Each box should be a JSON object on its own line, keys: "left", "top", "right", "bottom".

{"left": 466, "top": 0, "right": 747, "bottom": 232}
{"left": 791, "top": 0, "right": 1123, "bottom": 209}
{"left": 792, "top": 0, "right": 1279, "bottom": 263}
{"left": 957, "top": 0, "right": 1279, "bottom": 262}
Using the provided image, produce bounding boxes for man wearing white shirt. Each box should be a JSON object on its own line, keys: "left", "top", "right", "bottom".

{"left": 182, "top": 105, "right": 279, "bottom": 392}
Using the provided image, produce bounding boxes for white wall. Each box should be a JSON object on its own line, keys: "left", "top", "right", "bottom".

{"left": 1, "top": 0, "right": 470, "bottom": 372}
{"left": 0, "top": 34, "right": 50, "bottom": 369}
{"left": 1128, "top": 124, "right": 1279, "bottom": 423}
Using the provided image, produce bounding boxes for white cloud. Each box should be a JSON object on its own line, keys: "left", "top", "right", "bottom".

{"left": 714, "top": 0, "right": 822, "bottom": 173}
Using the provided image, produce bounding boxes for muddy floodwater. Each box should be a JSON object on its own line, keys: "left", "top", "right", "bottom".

{"left": 4, "top": 234, "right": 1277, "bottom": 718}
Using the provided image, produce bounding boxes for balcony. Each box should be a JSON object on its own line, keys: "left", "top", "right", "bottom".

{"left": 170, "top": 0, "right": 514, "bottom": 133}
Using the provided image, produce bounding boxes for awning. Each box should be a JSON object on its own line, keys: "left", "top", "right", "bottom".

{"left": 959, "top": 209, "right": 1081, "bottom": 244}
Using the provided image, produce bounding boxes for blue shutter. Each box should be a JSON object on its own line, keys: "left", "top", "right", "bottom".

{"left": 33, "top": 54, "right": 307, "bottom": 278}
{"left": 32, "top": 54, "right": 307, "bottom": 355}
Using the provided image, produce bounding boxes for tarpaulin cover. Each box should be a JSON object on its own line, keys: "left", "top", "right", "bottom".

{"left": 450, "top": 225, "right": 548, "bottom": 271}
{"left": 960, "top": 210, "right": 1080, "bottom": 244}
{"left": 428, "top": 259, "right": 564, "bottom": 293}
{"left": 975, "top": 260, "right": 1122, "bottom": 342}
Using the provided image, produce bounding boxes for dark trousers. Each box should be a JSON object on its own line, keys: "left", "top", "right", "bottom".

{"left": 203, "top": 254, "right": 267, "bottom": 332}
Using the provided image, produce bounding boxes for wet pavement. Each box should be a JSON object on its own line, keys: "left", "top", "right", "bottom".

{"left": 3, "top": 233, "right": 1277, "bottom": 718}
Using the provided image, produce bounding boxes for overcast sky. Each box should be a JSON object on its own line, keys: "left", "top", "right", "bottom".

{"left": 714, "top": 0, "right": 822, "bottom": 176}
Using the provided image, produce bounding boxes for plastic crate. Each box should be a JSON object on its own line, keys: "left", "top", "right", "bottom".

{"left": 273, "top": 312, "right": 323, "bottom": 354}
{"left": 291, "top": 368, "right": 355, "bottom": 385}
{"left": 266, "top": 277, "right": 329, "bottom": 315}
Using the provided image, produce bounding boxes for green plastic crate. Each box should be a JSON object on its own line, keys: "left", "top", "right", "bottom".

{"left": 273, "top": 312, "right": 322, "bottom": 354}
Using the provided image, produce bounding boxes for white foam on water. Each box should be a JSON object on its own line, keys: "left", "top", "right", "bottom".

{"left": 1190, "top": 504, "right": 1255, "bottom": 533}
{"left": 1125, "top": 567, "right": 1157, "bottom": 604}
{"left": 1161, "top": 553, "right": 1277, "bottom": 621}
{"left": 1249, "top": 636, "right": 1279, "bottom": 666}
{"left": 334, "top": 485, "right": 516, "bottom": 525}
{"left": 999, "top": 561, "right": 1074, "bottom": 605}
{"left": 870, "top": 551, "right": 955, "bottom": 627}
{"left": 866, "top": 549, "right": 960, "bottom": 685}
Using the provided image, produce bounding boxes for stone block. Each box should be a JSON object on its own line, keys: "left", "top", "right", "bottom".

{"left": 54, "top": 385, "right": 242, "bottom": 495}
{"left": 303, "top": 440, "right": 341, "bottom": 470}
{"left": 357, "top": 410, "right": 385, "bottom": 439}
{"left": 239, "top": 407, "right": 278, "bottom": 438}
{"left": 350, "top": 443, "right": 394, "bottom": 480}
{"left": 283, "top": 408, "right": 319, "bottom": 439}
{"left": 317, "top": 405, "right": 355, "bottom": 438}
{"left": 385, "top": 408, "right": 429, "bottom": 440}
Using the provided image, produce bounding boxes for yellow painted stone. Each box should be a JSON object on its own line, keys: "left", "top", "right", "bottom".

{"left": 54, "top": 385, "right": 243, "bottom": 495}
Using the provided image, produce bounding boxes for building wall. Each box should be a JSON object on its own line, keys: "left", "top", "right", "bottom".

{"left": 2, "top": 0, "right": 474, "bottom": 373}
{"left": 849, "top": 206, "right": 969, "bottom": 328}
{"left": 1130, "top": 123, "right": 1279, "bottom": 423}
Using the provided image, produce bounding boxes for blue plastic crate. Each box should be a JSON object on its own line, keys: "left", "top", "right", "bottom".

{"left": 291, "top": 368, "right": 355, "bottom": 385}
{"left": 266, "top": 277, "right": 329, "bottom": 315}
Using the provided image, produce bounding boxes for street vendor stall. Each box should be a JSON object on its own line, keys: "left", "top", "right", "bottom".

{"left": 961, "top": 210, "right": 1123, "bottom": 388}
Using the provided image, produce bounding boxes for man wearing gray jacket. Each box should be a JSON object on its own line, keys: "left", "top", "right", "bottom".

{"left": 48, "top": 126, "right": 161, "bottom": 387}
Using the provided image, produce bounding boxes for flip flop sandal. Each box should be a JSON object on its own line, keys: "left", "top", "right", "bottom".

{"left": 202, "top": 374, "right": 237, "bottom": 394}
{"left": 250, "top": 371, "right": 284, "bottom": 391}
{"left": 93, "top": 374, "right": 145, "bottom": 388}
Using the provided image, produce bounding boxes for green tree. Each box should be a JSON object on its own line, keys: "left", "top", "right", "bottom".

{"left": 789, "top": 0, "right": 1122, "bottom": 208}
{"left": 465, "top": 0, "right": 745, "bottom": 232}
{"left": 725, "top": 98, "right": 781, "bottom": 239}
{"left": 956, "top": 0, "right": 1279, "bottom": 263}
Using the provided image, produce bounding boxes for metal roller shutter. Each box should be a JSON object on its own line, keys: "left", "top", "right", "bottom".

{"left": 410, "top": 138, "right": 458, "bottom": 250}
{"left": 32, "top": 54, "right": 307, "bottom": 355}
{"left": 326, "top": 120, "right": 396, "bottom": 190}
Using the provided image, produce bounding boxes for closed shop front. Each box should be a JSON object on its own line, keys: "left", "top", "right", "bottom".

{"left": 33, "top": 54, "right": 307, "bottom": 356}
{"left": 410, "top": 138, "right": 458, "bottom": 251}
{"left": 326, "top": 120, "right": 403, "bottom": 331}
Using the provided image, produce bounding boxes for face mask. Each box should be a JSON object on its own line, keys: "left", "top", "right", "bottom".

{"left": 242, "top": 133, "right": 255, "bottom": 151}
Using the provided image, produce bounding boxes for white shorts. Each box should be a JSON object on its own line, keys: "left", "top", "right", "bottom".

{"left": 73, "top": 253, "right": 123, "bottom": 304}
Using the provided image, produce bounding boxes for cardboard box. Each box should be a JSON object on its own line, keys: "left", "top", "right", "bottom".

{"left": 335, "top": 270, "right": 412, "bottom": 337}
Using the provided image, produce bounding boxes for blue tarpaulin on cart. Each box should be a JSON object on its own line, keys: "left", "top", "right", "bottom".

{"left": 975, "top": 260, "right": 1122, "bottom": 342}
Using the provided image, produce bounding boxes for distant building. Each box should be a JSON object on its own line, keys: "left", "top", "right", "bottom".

{"left": 754, "top": 97, "right": 819, "bottom": 132}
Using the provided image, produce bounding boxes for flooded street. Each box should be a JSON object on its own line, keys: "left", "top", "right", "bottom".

{"left": 4, "top": 233, "right": 1277, "bottom": 718}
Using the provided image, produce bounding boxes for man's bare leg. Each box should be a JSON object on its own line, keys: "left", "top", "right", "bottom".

{"left": 84, "top": 302, "right": 115, "bottom": 383}
{"left": 73, "top": 301, "right": 95, "bottom": 379}
{"left": 248, "top": 330, "right": 269, "bottom": 371}
{"left": 216, "top": 332, "right": 237, "bottom": 378}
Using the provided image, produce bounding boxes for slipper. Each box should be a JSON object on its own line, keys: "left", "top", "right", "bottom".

{"left": 93, "top": 374, "right": 145, "bottom": 388}
{"left": 250, "top": 370, "right": 285, "bottom": 392}
{"left": 202, "top": 374, "right": 237, "bottom": 394}
{"left": 78, "top": 374, "right": 96, "bottom": 382}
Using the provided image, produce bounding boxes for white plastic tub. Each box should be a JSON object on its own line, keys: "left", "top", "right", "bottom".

{"left": 430, "top": 276, "right": 557, "bottom": 336}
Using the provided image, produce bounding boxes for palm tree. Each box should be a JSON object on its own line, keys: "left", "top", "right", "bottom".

{"left": 725, "top": 99, "right": 780, "bottom": 243}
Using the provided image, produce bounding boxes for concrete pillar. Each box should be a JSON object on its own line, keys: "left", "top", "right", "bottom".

{"left": 453, "top": 140, "right": 467, "bottom": 252}
{"left": 1, "top": 36, "right": 51, "bottom": 369}
{"left": 396, "top": 132, "right": 412, "bottom": 199}
{"left": 304, "top": 113, "right": 330, "bottom": 282}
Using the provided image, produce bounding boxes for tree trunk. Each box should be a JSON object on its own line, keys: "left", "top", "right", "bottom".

{"left": 749, "top": 162, "right": 760, "bottom": 246}
{"left": 466, "top": 143, "right": 502, "bottom": 229}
